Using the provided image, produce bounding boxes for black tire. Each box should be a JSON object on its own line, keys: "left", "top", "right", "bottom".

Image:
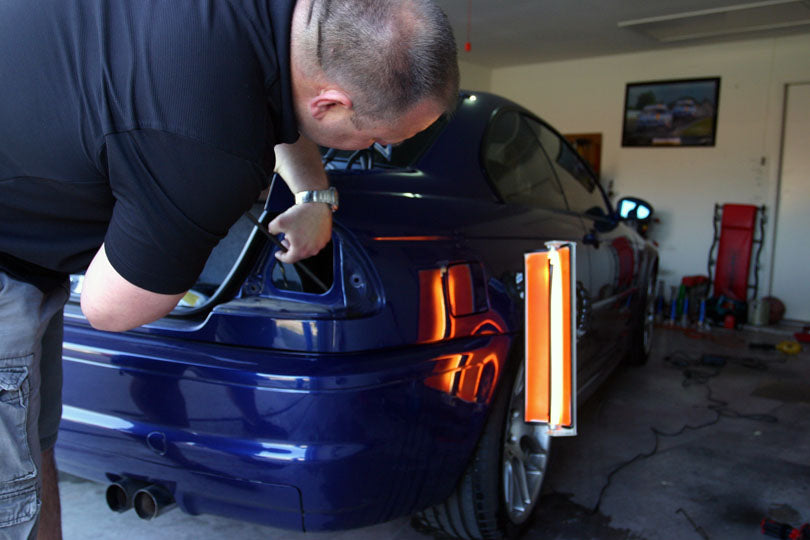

{"left": 413, "top": 352, "right": 551, "bottom": 539}
{"left": 627, "top": 273, "right": 656, "bottom": 366}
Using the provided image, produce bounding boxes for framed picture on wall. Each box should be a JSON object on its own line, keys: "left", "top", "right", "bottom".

{"left": 621, "top": 77, "right": 720, "bottom": 147}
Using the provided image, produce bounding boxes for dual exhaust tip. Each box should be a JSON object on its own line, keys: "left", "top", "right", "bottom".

{"left": 106, "top": 478, "right": 176, "bottom": 520}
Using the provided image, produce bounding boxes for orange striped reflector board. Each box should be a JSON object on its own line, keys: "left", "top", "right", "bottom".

{"left": 524, "top": 242, "right": 577, "bottom": 436}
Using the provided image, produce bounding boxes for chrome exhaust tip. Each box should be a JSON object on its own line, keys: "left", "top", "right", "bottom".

{"left": 133, "top": 484, "right": 176, "bottom": 520}
{"left": 105, "top": 478, "right": 149, "bottom": 513}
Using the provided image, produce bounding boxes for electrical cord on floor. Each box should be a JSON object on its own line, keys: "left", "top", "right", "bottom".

{"left": 666, "top": 326, "right": 749, "bottom": 349}
{"left": 664, "top": 350, "right": 785, "bottom": 380}
{"left": 588, "top": 351, "right": 778, "bottom": 516}
{"left": 588, "top": 388, "right": 722, "bottom": 515}
{"left": 676, "top": 507, "right": 711, "bottom": 540}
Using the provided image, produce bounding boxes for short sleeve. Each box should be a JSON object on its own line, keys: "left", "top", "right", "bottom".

{"left": 103, "top": 129, "right": 270, "bottom": 294}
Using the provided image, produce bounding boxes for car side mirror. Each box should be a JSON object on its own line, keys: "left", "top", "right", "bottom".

{"left": 617, "top": 197, "right": 654, "bottom": 223}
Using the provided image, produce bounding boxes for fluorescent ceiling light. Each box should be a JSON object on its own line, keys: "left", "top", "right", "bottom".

{"left": 618, "top": 0, "right": 810, "bottom": 42}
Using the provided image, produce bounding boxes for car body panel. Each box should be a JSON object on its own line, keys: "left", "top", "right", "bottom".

{"left": 60, "top": 315, "right": 512, "bottom": 529}
{"left": 56, "top": 91, "right": 657, "bottom": 531}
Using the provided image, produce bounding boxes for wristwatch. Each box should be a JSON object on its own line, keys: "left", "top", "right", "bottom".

{"left": 294, "top": 186, "right": 339, "bottom": 212}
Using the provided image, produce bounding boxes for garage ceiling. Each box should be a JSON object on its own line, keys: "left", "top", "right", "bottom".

{"left": 436, "top": 0, "right": 810, "bottom": 67}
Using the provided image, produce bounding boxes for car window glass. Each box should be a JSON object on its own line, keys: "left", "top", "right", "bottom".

{"left": 531, "top": 122, "right": 607, "bottom": 215}
{"left": 320, "top": 114, "right": 449, "bottom": 170}
{"left": 483, "top": 111, "right": 567, "bottom": 210}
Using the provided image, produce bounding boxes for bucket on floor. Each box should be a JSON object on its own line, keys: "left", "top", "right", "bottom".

{"left": 748, "top": 298, "right": 769, "bottom": 326}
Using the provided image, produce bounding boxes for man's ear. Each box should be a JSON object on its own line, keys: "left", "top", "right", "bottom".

{"left": 309, "top": 89, "right": 353, "bottom": 120}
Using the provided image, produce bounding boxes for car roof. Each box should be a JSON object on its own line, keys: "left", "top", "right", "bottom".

{"left": 329, "top": 91, "right": 535, "bottom": 202}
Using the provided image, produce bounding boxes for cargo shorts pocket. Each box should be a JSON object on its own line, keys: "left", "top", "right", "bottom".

{"left": 0, "top": 360, "right": 37, "bottom": 484}
{"left": 0, "top": 484, "right": 38, "bottom": 528}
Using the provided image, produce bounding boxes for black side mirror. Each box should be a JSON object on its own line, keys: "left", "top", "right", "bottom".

{"left": 617, "top": 197, "right": 654, "bottom": 222}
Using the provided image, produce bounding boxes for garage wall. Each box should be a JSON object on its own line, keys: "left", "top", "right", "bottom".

{"left": 487, "top": 33, "right": 810, "bottom": 299}
{"left": 459, "top": 60, "right": 493, "bottom": 92}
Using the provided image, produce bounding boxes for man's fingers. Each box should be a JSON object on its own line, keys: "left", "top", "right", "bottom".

{"left": 274, "top": 239, "right": 324, "bottom": 263}
{"left": 267, "top": 215, "right": 291, "bottom": 255}
{"left": 274, "top": 248, "right": 295, "bottom": 263}
{"left": 274, "top": 238, "right": 296, "bottom": 262}
{"left": 268, "top": 214, "right": 286, "bottom": 236}
{"left": 266, "top": 203, "right": 332, "bottom": 263}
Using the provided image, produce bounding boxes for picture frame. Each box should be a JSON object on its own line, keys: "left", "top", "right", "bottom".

{"left": 621, "top": 77, "right": 720, "bottom": 147}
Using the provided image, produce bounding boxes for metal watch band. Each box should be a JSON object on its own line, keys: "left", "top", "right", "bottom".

{"left": 294, "top": 186, "right": 338, "bottom": 212}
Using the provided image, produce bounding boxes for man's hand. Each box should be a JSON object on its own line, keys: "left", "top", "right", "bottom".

{"left": 272, "top": 136, "right": 333, "bottom": 264}
{"left": 268, "top": 201, "right": 332, "bottom": 263}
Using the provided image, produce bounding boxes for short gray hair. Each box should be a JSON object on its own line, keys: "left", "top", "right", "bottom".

{"left": 309, "top": 0, "right": 459, "bottom": 122}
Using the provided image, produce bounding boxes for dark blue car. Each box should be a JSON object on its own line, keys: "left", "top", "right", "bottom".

{"left": 56, "top": 91, "right": 658, "bottom": 539}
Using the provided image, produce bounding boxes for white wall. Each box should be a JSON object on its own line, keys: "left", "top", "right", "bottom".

{"left": 459, "top": 60, "right": 493, "bottom": 92}
{"left": 484, "top": 34, "right": 810, "bottom": 295}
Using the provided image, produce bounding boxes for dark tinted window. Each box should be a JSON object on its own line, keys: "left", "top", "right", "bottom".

{"left": 320, "top": 115, "right": 449, "bottom": 170}
{"left": 532, "top": 122, "right": 607, "bottom": 215}
{"left": 483, "top": 111, "right": 567, "bottom": 210}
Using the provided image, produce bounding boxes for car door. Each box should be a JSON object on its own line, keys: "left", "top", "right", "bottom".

{"left": 474, "top": 109, "right": 599, "bottom": 390}
{"left": 532, "top": 122, "right": 638, "bottom": 377}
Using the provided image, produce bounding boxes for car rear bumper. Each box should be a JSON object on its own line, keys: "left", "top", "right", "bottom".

{"left": 56, "top": 323, "right": 511, "bottom": 531}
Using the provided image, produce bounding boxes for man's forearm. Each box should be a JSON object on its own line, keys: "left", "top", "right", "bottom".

{"left": 267, "top": 135, "right": 333, "bottom": 264}
{"left": 274, "top": 136, "right": 329, "bottom": 192}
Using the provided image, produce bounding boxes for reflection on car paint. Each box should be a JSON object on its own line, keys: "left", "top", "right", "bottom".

{"left": 418, "top": 266, "right": 507, "bottom": 404}
{"left": 612, "top": 237, "right": 635, "bottom": 291}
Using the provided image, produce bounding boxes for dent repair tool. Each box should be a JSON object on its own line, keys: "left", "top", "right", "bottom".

{"left": 244, "top": 212, "right": 329, "bottom": 293}
{"left": 761, "top": 518, "right": 810, "bottom": 539}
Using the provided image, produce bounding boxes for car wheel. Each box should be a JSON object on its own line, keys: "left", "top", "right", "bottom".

{"left": 413, "top": 354, "right": 551, "bottom": 539}
{"left": 627, "top": 274, "right": 656, "bottom": 365}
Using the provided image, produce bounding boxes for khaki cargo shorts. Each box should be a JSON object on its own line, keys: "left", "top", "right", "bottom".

{"left": 0, "top": 272, "right": 68, "bottom": 539}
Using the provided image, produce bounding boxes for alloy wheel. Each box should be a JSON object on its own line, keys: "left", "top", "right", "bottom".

{"left": 501, "top": 362, "right": 551, "bottom": 524}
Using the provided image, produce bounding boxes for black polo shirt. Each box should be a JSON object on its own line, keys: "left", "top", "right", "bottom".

{"left": 0, "top": 0, "right": 299, "bottom": 294}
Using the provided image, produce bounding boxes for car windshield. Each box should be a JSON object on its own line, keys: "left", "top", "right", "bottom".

{"left": 319, "top": 114, "right": 449, "bottom": 171}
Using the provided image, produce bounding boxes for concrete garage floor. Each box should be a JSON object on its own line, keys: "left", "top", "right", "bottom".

{"left": 58, "top": 324, "right": 809, "bottom": 540}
